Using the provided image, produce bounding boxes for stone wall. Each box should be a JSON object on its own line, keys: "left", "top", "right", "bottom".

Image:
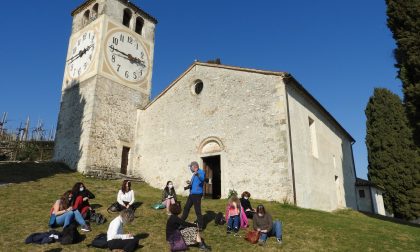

{"left": 54, "top": 78, "right": 96, "bottom": 172}
{"left": 286, "top": 84, "right": 357, "bottom": 211}
{"left": 133, "top": 64, "right": 294, "bottom": 201}
{"left": 85, "top": 75, "right": 148, "bottom": 174}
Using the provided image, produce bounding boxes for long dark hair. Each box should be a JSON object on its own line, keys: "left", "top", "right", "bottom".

{"left": 70, "top": 182, "right": 85, "bottom": 204}
{"left": 59, "top": 190, "right": 72, "bottom": 210}
{"left": 164, "top": 180, "right": 175, "bottom": 194}
{"left": 256, "top": 204, "right": 266, "bottom": 215}
{"left": 121, "top": 180, "right": 131, "bottom": 194}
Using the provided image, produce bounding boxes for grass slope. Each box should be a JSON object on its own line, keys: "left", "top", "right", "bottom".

{"left": 0, "top": 162, "right": 419, "bottom": 252}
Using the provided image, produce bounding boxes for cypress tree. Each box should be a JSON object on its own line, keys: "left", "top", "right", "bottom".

{"left": 386, "top": 0, "right": 420, "bottom": 146}
{"left": 386, "top": 0, "right": 420, "bottom": 221}
{"left": 365, "top": 88, "right": 417, "bottom": 219}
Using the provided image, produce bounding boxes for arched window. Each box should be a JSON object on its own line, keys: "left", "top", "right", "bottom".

{"left": 123, "top": 8, "right": 132, "bottom": 28}
{"left": 92, "top": 3, "right": 99, "bottom": 20}
{"left": 83, "top": 10, "right": 90, "bottom": 25}
{"left": 135, "top": 17, "right": 144, "bottom": 35}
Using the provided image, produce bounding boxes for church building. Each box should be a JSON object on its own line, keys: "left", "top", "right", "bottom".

{"left": 54, "top": 0, "right": 359, "bottom": 212}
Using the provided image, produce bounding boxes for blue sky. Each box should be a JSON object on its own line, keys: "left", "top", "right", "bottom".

{"left": 0, "top": 0, "right": 402, "bottom": 178}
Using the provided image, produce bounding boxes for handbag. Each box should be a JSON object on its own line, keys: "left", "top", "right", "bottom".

{"left": 169, "top": 229, "right": 188, "bottom": 251}
{"left": 151, "top": 202, "right": 166, "bottom": 210}
{"left": 245, "top": 230, "right": 260, "bottom": 244}
{"left": 48, "top": 214, "right": 56, "bottom": 227}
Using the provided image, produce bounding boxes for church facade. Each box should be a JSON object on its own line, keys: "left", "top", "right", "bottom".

{"left": 54, "top": 0, "right": 358, "bottom": 212}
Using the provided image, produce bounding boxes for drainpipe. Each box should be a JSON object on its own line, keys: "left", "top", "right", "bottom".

{"left": 285, "top": 86, "right": 297, "bottom": 206}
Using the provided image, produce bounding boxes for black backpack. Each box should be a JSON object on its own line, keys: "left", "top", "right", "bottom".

{"left": 214, "top": 212, "right": 226, "bottom": 226}
{"left": 89, "top": 232, "right": 108, "bottom": 248}
{"left": 60, "top": 222, "right": 81, "bottom": 245}
{"left": 88, "top": 233, "right": 108, "bottom": 248}
{"left": 90, "top": 212, "right": 106, "bottom": 225}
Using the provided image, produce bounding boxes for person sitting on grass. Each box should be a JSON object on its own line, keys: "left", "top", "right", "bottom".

{"left": 225, "top": 195, "right": 248, "bottom": 235}
{"left": 166, "top": 203, "right": 210, "bottom": 251}
{"left": 70, "top": 182, "right": 95, "bottom": 220}
{"left": 107, "top": 209, "right": 140, "bottom": 252}
{"left": 253, "top": 204, "right": 282, "bottom": 246}
{"left": 162, "top": 180, "right": 177, "bottom": 214}
{"left": 240, "top": 191, "right": 256, "bottom": 219}
{"left": 116, "top": 180, "right": 135, "bottom": 211}
{"left": 49, "top": 190, "right": 91, "bottom": 232}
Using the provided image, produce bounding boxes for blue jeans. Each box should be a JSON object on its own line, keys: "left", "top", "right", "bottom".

{"left": 227, "top": 215, "right": 240, "bottom": 231}
{"left": 259, "top": 220, "right": 282, "bottom": 241}
{"left": 54, "top": 210, "right": 86, "bottom": 227}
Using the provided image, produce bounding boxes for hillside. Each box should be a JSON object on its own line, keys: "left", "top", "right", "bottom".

{"left": 0, "top": 162, "right": 419, "bottom": 251}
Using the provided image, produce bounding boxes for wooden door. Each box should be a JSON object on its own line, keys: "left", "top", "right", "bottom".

{"left": 203, "top": 161, "right": 213, "bottom": 196}
{"left": 121, "top": 147, "right": 130, "bottom": 175}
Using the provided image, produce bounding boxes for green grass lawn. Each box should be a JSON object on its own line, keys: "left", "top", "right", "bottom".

{"left": 0, "top": 162, "right": 419, "bottom": 252}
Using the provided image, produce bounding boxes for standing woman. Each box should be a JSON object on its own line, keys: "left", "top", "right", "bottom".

{"left": 49, "top": 190, "right": 91, "bottom": 232}
{"left": 253, "top": 204, "right": 282, "bottom": 246}
{"left": 117, "top": 180, "right": 135, "bottom": 211}
{"left": 107, "top": 209, "right": 139, "bottom": 252}
{"left": 162, "top": 181, "right": 177, "bottom": 214}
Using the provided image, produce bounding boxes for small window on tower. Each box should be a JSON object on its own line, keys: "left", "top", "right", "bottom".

{"left": 359, "top": 189, "right": 365, "bottom": 198}
{"left": 135, "top": 17, "right": 144, "bottom": 35}
{"left": 92, "top": 3, "right": 99, "bottom": 20}
{"left": 123, "top": 8, "right": 132, "bottom": 28}
{"left": 83, "top": 10, "right": 90, "bottom": 25}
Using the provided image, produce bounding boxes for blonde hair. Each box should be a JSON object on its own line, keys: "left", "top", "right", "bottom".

{"left": 228, "top": 195, "right": 240, "bottom": 207}
{"left": 120, "top": 209, "right": 135, "bottom": 224}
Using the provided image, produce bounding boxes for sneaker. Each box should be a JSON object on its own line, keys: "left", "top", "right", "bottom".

{"left": 81, "top": 225, "right": 91, "bottom": 232}
{"left": 258, "top": 240, "right": 265, "bottom": 246}
{"left": 277, "top": 238, "right": 283, "bottom": 245}
{"left": 226, "top": 228, "right": 232, "bottom": 234}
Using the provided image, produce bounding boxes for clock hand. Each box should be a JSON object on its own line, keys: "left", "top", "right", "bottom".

{"left": 67, "top": 53, "right": 80, "bottom": 63}
{"left": 67, "top": 44, "right": 94, "bottom": 63}
{"left": 110, "top": 46, "right": 146, "bottom": 68}
{"left": 111, "top": 46, "right": 130, "bottom": 57}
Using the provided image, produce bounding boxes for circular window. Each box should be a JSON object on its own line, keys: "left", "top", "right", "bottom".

{"left": 193, "top": 80, "right": 204, "bottom": 95}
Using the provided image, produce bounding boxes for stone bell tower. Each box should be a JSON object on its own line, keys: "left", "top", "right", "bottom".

{"left": 54, "top": 0, "right": 157, "bottom": 177}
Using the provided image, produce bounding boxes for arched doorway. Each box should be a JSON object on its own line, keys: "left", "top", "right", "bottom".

{"left": 199, "top": 137, "right": 223, "bottom": 199}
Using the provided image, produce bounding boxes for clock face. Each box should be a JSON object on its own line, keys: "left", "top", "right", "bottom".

{"left": 105, "top": 31, "right": 149, "bottom": 83}
{"left": 67, "top": 30, "right": 96, "bottom": 79}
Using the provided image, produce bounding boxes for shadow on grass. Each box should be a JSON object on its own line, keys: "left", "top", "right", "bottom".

{"left": 360, "top": 211, "right": 420, "bottom": 228}
{"left": 44, "top": 248, "right": 63, "bottom": 252}
{"left": 0, "top": 161, "right": 75, "bottom": 184}
{"left": 134, "top": 232, "right": 149, "bottom": 240}
{"left": 90, "top": 203, "right": 103, "bottom": 210}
